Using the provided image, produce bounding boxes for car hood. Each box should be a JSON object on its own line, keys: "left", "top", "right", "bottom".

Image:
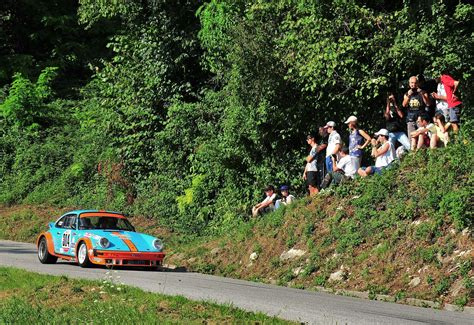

{"left": 82, "top": 230, "right": 160, "bottom": 252}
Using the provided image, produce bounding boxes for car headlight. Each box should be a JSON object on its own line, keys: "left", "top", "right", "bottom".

{"left": 99, "top": 237, "right": 110, "bottom": 248}
{"left": 153, "top": 239, "right": 163, "bottom": 251}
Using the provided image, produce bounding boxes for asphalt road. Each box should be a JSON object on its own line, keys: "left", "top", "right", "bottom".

{"left": 1, "top": 240, "right": 473, "bottom": 325}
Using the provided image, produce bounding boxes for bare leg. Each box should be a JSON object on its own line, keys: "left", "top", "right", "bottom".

{"left": 430, "top": 134, "right": 439, "bottom": 149}
{"left": 417, "top": 134, "right": 425, "bottom": 150}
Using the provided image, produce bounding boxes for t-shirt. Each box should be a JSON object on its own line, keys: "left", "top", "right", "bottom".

{"left": 317, "top": 136, "right": 328, "bottom": 165}
{"left": 406, "top": 91, "right": 425, "bottom": 121}
{"left": 375, "top": 141, "right": 395, "bottom": 168}
{"left": 261, "top": 193, "right": 277, "bottom": 205}
{"left": 436, "top": 83, "right": 448, "bottom": 111}
{"left": 441, "top": 74, "right": 462, "bottom": 108}
{"left": 326, "top": 131, "right": 341, "bottom": 157}
{"left": 426, "top": 123, "right": 437, "bottom": 138}
{"left": 336, "top": 155, "right": 357, "bottom": 178}
{"left": 306, "top": 145, "right": 318, "bottom": 172}
{"left": 280, "top": 194, "right": 295, "bottom": 205}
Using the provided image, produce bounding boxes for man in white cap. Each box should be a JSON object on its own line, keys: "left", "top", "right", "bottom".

{"left": 324, "top": 121, "right": 341, "bottom": 173}
{"left": 357, "top": 128, "right": 395, "bottom": 177}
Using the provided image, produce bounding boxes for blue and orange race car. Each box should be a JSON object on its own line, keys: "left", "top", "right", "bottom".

{"left": 36, "top": 210, "right": 165, "bottom": 269}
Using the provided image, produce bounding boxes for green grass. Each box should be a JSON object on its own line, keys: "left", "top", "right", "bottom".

{"left": 0, "top": 267, "right": 292, "bottom": 324}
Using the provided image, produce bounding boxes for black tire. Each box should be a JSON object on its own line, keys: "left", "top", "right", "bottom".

{"left": 38, "top": 237, "right": 57, "bottom": 264}
{"left": 77, "top": 242, "right": 92, "bottom": 268}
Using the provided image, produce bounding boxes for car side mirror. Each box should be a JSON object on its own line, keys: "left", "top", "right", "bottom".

{"left": 49, "top": 222, "right": 55, "bottom": 229}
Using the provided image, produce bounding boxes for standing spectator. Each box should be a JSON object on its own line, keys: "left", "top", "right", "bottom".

{"left": 252, "top": 185, "right": 277, "bottom": 217}
{"left": 402, "top": 76, "right": 432, "bottom": 138}
{"left": 358, "top": 129, "right": 395, "bottom": 177}
{"left": 324, "top": 121, "right": 341, "bottom": 173}
{"left": 418, "top": 74, "right": 437, "bottom": 118}
{"left": 275, "top": 185, "right": 296, "bottom": 209}
{"left": 316, "top": 127, "right": 328, "bottom": 183}
{"left": 345, "top": 116, "right": 371, "bottom": 169}
{"left": 303, "top": 132, "right": 319, "bottom": 195}
{"left": 320, "top": 147, "right": 357, "bottom": 189}
{"left": 431, "top": 78, "right": 449, "bottom": 122}
{"left": 440, "top": 73, "right": 462, "bottom": 134}
{"left": 385, "top": 93, "right": 411, "bottom": 151}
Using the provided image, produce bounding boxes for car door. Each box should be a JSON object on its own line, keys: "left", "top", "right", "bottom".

{"left": 54, "top": 214, "right": 77, "bottom": 255}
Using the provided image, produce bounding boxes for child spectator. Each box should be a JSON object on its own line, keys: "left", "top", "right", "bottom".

{"left": 303, "top": 132, "right": 319, "bottom": 195}
{"left": 252, "top": 185, "right": 277, "bottom": 217}
{"left": 402, "top": 76, "right": 432, "bottom": 139}
{"left": 320, "top": 147, "right": 357, "bottom": 189}
{"left": 345, "top": 116, "right": 371, "bottom": 169}
{"left": 275, "top": 185, "right": 296, "bottom": 209}
{"left": 385, "top": 93, "right": 411, "bottom": 151}
{"left": 324, "top": 121, "right": 341, "bottom": 173}
{"left": 358, "top": 129, "right": 395, "bottom": 177}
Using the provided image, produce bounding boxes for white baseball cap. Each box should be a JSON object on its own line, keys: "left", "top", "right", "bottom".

{"left": 374, "top": 128, "right": 389, "bottom": 137}
{"left": 324, "top": 121, "right": 336, "bottom": 128}
{"left": 344, "top": 116, "right": 358, "bottom": 124}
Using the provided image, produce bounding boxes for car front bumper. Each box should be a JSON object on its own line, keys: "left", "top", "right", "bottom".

{"left": 92, "top": 250, "right": 165, "bottom": 267}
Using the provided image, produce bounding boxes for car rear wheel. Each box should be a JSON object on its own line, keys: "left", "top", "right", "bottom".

{"left": 77, "top": 242, "right": 91, "bottom": 267}
{"left": 38, "top": 237, "right": 57, "bottom": 264}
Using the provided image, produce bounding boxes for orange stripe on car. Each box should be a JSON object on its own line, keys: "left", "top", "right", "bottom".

{"left": 112, "top": 232, "right": 138, "bottom": 252}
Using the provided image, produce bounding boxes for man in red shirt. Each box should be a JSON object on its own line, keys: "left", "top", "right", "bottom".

{"left": 435, "top": 74, "right": 461, "bottom": 133}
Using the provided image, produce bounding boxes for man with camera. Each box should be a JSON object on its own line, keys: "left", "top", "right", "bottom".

{"left": 385, "top": 93, "right": 411, "bottom": 151}
{"left": 402, "top": 76, "right": 432, "bottom": 139}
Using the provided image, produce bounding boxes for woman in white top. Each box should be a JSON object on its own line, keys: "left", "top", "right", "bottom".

{"left": 358, "top": 129, "right": 395, "bottom": 177}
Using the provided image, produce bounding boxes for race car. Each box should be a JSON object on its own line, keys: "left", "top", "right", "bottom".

{"left": 36, "top": 210, "right": 165, "bottom": 269}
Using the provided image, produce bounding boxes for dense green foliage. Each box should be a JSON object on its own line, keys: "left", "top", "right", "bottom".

{"left": 0, "top": 0, "right": 473, "bottom": 233}
{"left": 0, "top": 267, "right": 289, "bottom": 323}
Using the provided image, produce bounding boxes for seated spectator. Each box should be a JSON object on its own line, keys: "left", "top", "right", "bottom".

{"left": 410, "top": 113, "right": 432, "bottom": 150}
{"left": 252, "top": 185, "right": 277, "bottom": 217}
{"left": 432, "top": 113, "right": 451, "bottom": 147}
{"left": 385, "top": 92, "right": 411, "bottom": 151}
{"left": 411, "top": 113, "right": 450, "bottom": 149}
{"left": 358, "top": 129, "right": 395, "bottom": 177}
{"left": 320, "top": 147, "right": 357, "bottom": 189}
{"left": 345, "top": 116, "right": 371, "bottom": 170}
{"left": 275, "top": 185, "right": 295, "bottom": 209}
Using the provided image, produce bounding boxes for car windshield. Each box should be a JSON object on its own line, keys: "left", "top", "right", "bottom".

{"left": 78, "top": 216, "right": 134, "bottom": 231}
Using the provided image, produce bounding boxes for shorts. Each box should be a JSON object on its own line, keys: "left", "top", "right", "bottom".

{"left": 306, "top": 171, "right": 319, "bottom": 188}
{"left": 449, "top": 105, "right": 461, "bottom": 123}
{"left": 361, "top": 166, "right": 383, "bottom": 175}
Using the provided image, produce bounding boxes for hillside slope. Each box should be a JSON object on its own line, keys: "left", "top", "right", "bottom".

{"left": 1, "top": 143, "right": 472, "bottom": 308}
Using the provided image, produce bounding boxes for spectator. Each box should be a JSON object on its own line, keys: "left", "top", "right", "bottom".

{"left": 252, "top": 185, "right": 277, "bottom": 217}
{"left": 440, "top": 73, "right": 462, "bottom": 134}
{"left": 324, "top": 121, "right": 341, "bottom": 173}
{"left": 358, "top": 129, "right": 395, "bottom": 177}
{"left": 303, "top": 132, "right": 319, "bottom": 195}
{"left": 418, "top": 74, "right": 437, "bottom": 118}
{"left": 410, "top": 113, "right": 433, "bottom": 150}
{"left": 411, "top": 113, "right": 448, "bottom": 149}
{"left": 431, "top": 78, "right": 449, "bottom": 122}
{"left": 402, "top": 76, "right": 432, "bottom": 139}
{"left": 316, "top": 127, "right": 328, "bottom": 183}
{"left": 385, "top": 92, "right": 411, "bottom": 151}
{"left": 320, "top": 147, "right": 357, "bottom": 189}
{"left": 433, "top": 113, "right": 451, "bottom": 147}
{"left": 345, "top": 116, "right": 371, "bottom": 169}
{"left": 275, "top": 185, "right": 296, "bottom": 209}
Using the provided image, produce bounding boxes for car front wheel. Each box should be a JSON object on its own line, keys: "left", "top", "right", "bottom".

{"left": 38, "top": 237, "right": 57, "bottom": 264}
{"left": 77, "top": 242, "right": 92, "bottom": 267}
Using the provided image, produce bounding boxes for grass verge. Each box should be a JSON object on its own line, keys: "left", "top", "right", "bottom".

{"left": 0, "top": 266, "right": 291, "bottom": 324}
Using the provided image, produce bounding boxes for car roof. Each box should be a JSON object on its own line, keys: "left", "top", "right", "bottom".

{"left": 63, "top": 210, "right": 126, "bottom": 218}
